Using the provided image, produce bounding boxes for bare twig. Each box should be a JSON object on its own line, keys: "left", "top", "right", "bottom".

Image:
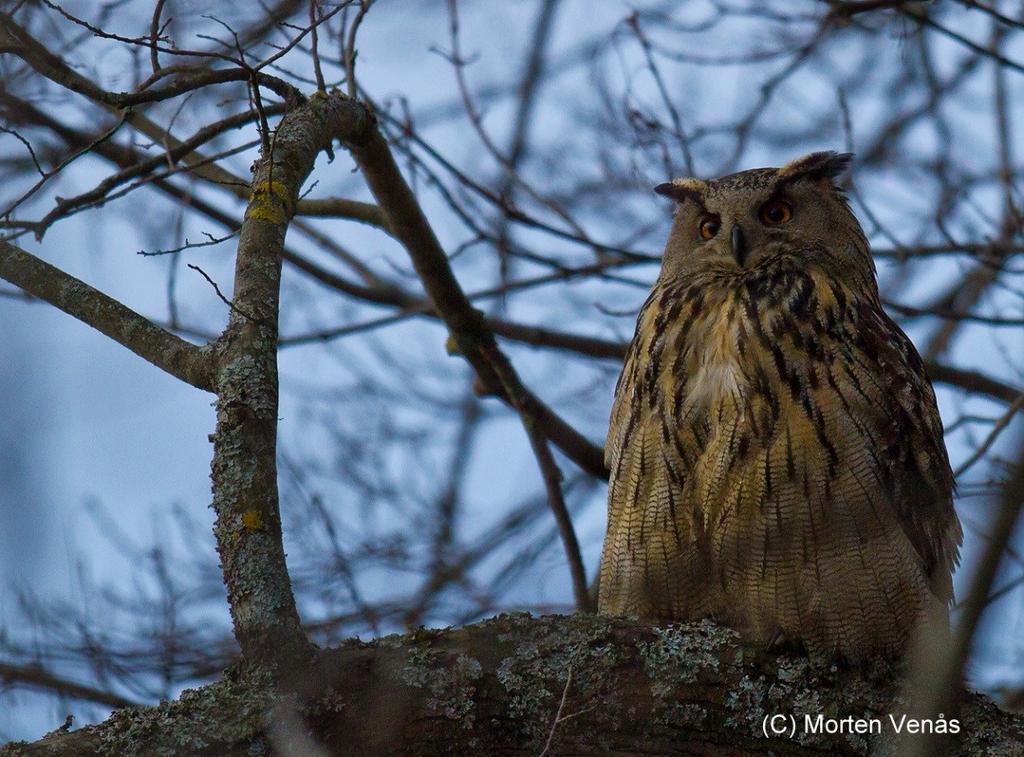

{"left": 187, "top": 263, "right": 262, "bottom": 323}
{"left": 309, "top": 0, "right": 327, "bottom": 91}
{"left": 540, "top": 666, "right": 574, "bottom": 757}
{"left": 344, "top": 0, "right": 373, "bottom": 98}
{"left": 0, "top": 12, "right": 304, "bottom": 105}
{"left": 954, "top": 394, "right": 1024, "bottom": 478}
{"left": 149, "top": 0, "right": 169, "bottom": 73}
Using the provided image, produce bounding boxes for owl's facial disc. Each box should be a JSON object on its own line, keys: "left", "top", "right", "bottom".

{"left": 657, "top": 153, "right": 871, "bottom": 283}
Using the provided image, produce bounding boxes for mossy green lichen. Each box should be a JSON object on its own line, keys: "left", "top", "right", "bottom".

{"left": 399, "top": 647, "right": 482, "bottom": 728}
{"left": 641, "top": 620, "right": 736, "bottom": 687}
{"left": 95, "top": 675, "right": 275, "bottom": 756}
{"left": 6, "top": 614, "right": 1023, "bottom": 755}
{"left": 491, "top": 613, "right": 630, "bottom": 746}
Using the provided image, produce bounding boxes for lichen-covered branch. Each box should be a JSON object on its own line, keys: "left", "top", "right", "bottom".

{"left": 207, "top": 91, "right": 373, "bottom": 666}
{"left": 0, "top": 240, "right": 213, "bottom": 391}
{"left": 6, "top": 615, "right": 1022, "bottom": 756}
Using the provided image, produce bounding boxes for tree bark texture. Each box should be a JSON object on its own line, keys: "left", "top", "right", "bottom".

{"left": 207, "top": 91, "right": 374, "bottom": 666}
{"left": 5, "top": 614, "right": 1021, "bottom": 756}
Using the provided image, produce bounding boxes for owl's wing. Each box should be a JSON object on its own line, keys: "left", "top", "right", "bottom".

{"left": 847, "top": 298, "right": 962, "bottom": 602}
{"left": 604, "top": 286, "right": 668, "bottom": 492}
{"left": 600, "top": 285, "right": 711, "bottom": 617}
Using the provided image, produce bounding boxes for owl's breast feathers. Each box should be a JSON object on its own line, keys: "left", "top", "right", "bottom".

{"left": 601, "top": 256, "right": 962, "bottom": 657}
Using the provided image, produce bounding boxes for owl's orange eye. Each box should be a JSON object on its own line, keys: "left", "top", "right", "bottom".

{"left": 759, "top": 200, "right": 793, "bottom": 225}
{"left": 698, "top": 215, "right": 720, "bottom": 240}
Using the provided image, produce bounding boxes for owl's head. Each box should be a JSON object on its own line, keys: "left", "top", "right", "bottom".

{"left": 654, "top": 151, "right": 872, "bottom": 284}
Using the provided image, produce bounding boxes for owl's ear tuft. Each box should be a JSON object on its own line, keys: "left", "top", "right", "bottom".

{"left": 654, "top": 178, "right": 706, "bottom": 205}
{"left": 779, "top": 151, "right": 853, "bottom": 183}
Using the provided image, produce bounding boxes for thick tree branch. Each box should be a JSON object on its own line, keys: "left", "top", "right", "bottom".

{"left": 0, "top": 240, "right": 213, "bottom": 391}
{"left": 7, "top": 615, "right": 1023, "bottom": 755}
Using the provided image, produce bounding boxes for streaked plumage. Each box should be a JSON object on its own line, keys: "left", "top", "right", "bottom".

{"left": 598, "top": 152, "right": 961, "bottom": 659}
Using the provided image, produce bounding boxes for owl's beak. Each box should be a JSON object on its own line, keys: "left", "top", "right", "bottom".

{"left": 731, "top": 224, "right": 747, "bottom": 266}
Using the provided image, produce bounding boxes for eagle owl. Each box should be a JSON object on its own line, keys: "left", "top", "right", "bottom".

{"left": 598, "top": 151, "right": 962, "bottom": 659}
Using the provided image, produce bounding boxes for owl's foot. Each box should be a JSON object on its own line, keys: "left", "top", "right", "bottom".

{"left": 763, "top": 628, "right": 806, "bottom": 657}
